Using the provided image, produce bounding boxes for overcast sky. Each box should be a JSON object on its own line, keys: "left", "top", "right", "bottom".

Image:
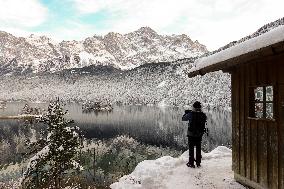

{"left": 0, "top": 0, "right": 283, "bottom": 51}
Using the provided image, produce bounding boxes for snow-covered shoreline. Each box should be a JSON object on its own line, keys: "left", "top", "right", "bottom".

{"left": 110, "top": 146, "right": 245, "bottom": 189}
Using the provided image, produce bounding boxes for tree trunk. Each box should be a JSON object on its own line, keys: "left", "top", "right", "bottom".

{"left": 93, "top": 147, "right": 96, "bottom": 182}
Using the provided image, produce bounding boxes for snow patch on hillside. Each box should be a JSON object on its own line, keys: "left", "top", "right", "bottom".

{"left": 110, "top": 146, "right": 245, "bottom": 189}
{"left": 157, "top": 81, "right": 167, "bottom": 88}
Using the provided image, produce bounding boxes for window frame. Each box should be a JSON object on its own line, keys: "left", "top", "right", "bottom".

{"left": 248, "top": 85, "right": 275, "bottom": 121}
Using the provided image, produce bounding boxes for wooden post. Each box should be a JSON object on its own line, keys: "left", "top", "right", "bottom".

{"left": 35, "top": 167, "right": 39, "bottom": 188}
{"left": 93, "top": 147, "right": 96, "bottom": 183}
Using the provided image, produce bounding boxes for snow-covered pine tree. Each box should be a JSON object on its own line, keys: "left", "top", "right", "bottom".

{"left": 21, "top": 99, "right": 83, "bottom": 189}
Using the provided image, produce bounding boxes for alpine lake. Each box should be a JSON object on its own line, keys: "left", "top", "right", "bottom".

{"left": 0, "top": 102, "right": 232, "bottom": 187}
{"left": 0, "top": 102, "right": 232, "bottom": 151}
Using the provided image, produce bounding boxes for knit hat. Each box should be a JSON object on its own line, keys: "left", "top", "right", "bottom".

{"left": 193, "top": 101, "right": 202, "bottom": 109}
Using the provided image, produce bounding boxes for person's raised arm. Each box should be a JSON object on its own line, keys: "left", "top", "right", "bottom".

{"left": 182, "top": 110, "right": 192, "bottom": 121}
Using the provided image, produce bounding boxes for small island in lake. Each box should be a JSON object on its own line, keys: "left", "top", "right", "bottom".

{"left": 82, "top": 101, "right": 113, "bottom": 113}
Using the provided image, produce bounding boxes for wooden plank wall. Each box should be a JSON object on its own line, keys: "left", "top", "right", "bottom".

{"left": 278, "top": 57, "right": 284, "bottom": 189}
{"left": 232, "top": 53, "right": 284, "bottom": 189}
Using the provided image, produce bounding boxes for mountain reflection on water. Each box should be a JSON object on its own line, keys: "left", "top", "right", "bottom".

{"left": 0, "top": 102, "right": 232, "bottom": 152}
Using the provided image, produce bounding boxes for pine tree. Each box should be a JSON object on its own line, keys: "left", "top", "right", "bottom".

{"left": 21, "top": 99, "right": 83, "bottom": 188}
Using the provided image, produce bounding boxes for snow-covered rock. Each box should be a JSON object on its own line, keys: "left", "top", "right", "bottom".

{"left": 110, "top": 146, "right": 245, "bottom": 189}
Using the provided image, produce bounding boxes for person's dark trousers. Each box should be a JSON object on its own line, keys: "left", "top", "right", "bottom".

{"left": 188, "top": 136, "right": 202, "bottom": 165}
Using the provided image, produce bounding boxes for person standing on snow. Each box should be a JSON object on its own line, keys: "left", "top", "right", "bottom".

{"left": 182, "top": 101, "right": 207, "bottom": 168}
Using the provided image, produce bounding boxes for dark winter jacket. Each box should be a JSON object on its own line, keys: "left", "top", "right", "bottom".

{"left": 182, "top": 109, "right": 207, "bottom": 137}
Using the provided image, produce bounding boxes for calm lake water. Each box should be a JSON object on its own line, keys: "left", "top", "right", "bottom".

{"left": 0, "top": 102, "right": 232, "bottom": 152}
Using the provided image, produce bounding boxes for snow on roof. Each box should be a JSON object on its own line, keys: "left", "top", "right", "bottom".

{"left": 188, "top": 25, "right": 284, "bottom": 74}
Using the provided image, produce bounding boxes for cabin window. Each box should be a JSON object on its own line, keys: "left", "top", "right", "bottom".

{"left": 250, "top": 86, "right": 274, "bottom": 119}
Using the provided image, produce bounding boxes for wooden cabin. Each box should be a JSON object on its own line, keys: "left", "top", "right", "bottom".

{"left": 188, "top": 26, "right": 284, "bottom": 189}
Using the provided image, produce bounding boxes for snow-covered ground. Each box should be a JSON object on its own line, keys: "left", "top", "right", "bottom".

{"left": 111, "top": 146, "right": 245, "bottom": 189}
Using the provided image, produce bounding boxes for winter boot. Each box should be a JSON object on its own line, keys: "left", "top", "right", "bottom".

{"left": 186, "top": 162, "right": 195, "bottom": 168}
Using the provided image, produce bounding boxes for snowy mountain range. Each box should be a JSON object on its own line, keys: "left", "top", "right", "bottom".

{"left": 0, "top": 27, "right": 207, "bottom": 75}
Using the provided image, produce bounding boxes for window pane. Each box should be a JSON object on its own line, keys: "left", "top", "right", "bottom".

{"left": 266, "top": 103, "right": 273, "bottom": 119}
{"left": 255, "top": 103, "right": 263, "bottom": 118}
{"left": 266, "top": 86, "right": 273, "bottom": 101}
{"left": 254, "top": 87, "right": 263, "bottom": 102}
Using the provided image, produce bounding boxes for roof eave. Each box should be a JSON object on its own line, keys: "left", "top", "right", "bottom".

{"left": 188, "top": 41, "right": 284, "bottom": 78}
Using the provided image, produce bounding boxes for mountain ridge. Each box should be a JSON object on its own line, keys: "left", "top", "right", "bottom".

{"left": 0, "top": 27, "right": 208, "bottom": 75}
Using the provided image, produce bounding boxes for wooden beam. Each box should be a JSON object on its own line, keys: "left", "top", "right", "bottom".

{"left": 235, "top": 173, "right": 267, "bottom": 189}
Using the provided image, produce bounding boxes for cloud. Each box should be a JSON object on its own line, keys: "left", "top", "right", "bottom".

{"left": 37, "top": 21, "right": 103, "bottom": 42}
{"left": 0, "top": 0, "right": 283, "bottom": 51}
{"left": 0, "top": 0, "right": 47, "bottom": 33}
{"left": 73, "top": 0, "right": 284, "bottom": 50}
{"left": 74, "top": 0, "right": 190, "bottom": 30}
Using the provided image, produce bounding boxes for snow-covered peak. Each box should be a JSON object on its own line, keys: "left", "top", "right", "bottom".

{"left": 134, "top": 26, "right": 158, "bottom": 36}
{"left": 104, "top": 32, "right": 123, "bottom": 39}
{"left": 0, "top": 27, "right": 208, "bottom": 75}
{"left": 92, "top": 34, "right": 103, "bottom": 40}
{"left": 0, "top": 31, "right": 14, "bottom": 38}
{"left": 28, "top": 34, "right": 52, "bottom": 42}
{"left": 26, "top": 34, "right": 58, "bottom": 51}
